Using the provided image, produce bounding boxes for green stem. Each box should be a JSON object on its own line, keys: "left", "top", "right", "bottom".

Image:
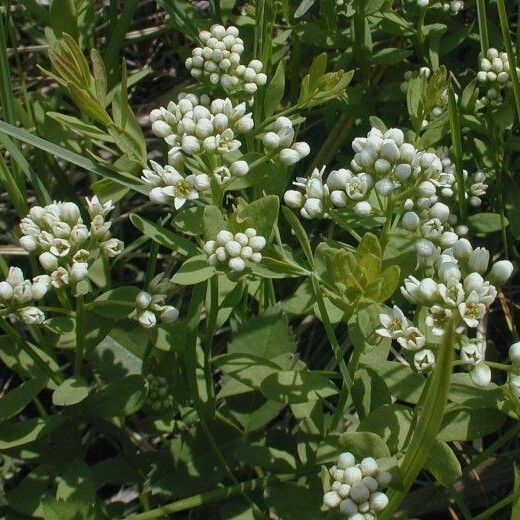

{"left": 74, "top": 295, "right": 85, "bottom": 376}
{"left": 127, "top": 472, "right": 313, "bottom": 519}
{"left": 475, "top": 0, "right": 489, "bottom": 56}
{"left": 447, "top": 83, "right": 467, "bottom": 221}
{"left": 204, "top": 275, "right": 219, "bottom": 403}
{"left": 381, "top": 320, "right": 455, "bottom": 518}
{"left": 311, "top": 275, "right": 354, "bottom": 407}
{"left": 496, "top": 0, "right": 520, "bottom": 126}
{"left": 0, "top": 318, "right": 63, "bottom": 385}
{"left": 473, "top": 490, "right": 520, "bottom": 520}
{"left": 416, "top": 7, "right": 427, "bottom": 62}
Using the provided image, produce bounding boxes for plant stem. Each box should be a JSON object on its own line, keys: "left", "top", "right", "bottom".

{"left": 447, "top": 83, "right": 467, "bottom": 221}
{"left": 381, "top": 319, "right": 455, "bottom": 518}
{"left": 311, "top": 275, "right": 354, "bottom": 408}
{"left": 475, "top": 0, "right": 489, "bottom": 56}
{"left": 473, "top": 490, "right": 520, "bottom": 520}
{"left": 496, "top": 0, "right": 520, "bottom": 126}
{"left": 74, "top": 295, "right": 85, "bottom": 376}
{"left": 128, "top": 472, "right": 313, "bottom": 519}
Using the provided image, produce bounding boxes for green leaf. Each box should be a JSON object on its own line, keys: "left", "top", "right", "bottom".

{"left": 85, "top": 375, "right": 146, "bottom": 417}
{"left": 130, "top": 214, "right": 198, "bottom": 256}
{"left": 264, "top": 59, "right": 285, "bottom": 118}
{"left": 0, "top": 377, "right": 47, "bottom": 423}
{"left": 203, "top": 204, "right": 228, "bottom": 241}
{"left": 171, "top": 254, "right": 215, "bottom": 285}
{"left": 438, "top": 407, "right": 507, "bottom": 441}
{"left": 425, "top": 440, "right": 462, "bottom": 487}
{"left": 228, "top": 306, "right": 296, "bottom": 360}
{"left": 282, "top": 206, "right": 314, "bottom": 268}
{"left": 468, "top": 212, "right": 509, "bottom": 234}
{"left": 47, "top": 112, "right": 112, "bottom": 141}
{"left": 234, "top": 195, "right": 279, "bottom": 238}
{"left": 353, "top": 368, "right": 391, "bottom": 420}
{"left": 0, "top": 416, "right": 65, "bottom": 449}
{"left": 260, "top": 369, "right": 338, "bottom": 404}
{"left": 294, "top": 0, "right": 316, "bottom": 18}
{"left": 91, "top": 286, "right": 139, "bottom": 319}
{"left": 52, "top": 377, "right": 90, "bottom": 407}
{"left": 339, "top": 431, "right": 391, "bottom": 459}
{"left": 49, "top": 0, "right": 78, "bottom": 40}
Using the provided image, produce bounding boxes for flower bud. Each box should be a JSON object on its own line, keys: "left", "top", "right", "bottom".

{"left": 337, "top": 452, "right": 355, "bottom": 469}
{"left": 228, "top": 257, "right": 246, "bottom": 271}
{"left": 70, "top": 262, "right": 88, "bottom": 282}
{"left": 302, "top": 198, "right": 323, "bottom": 219}
{"left": 136, "top": 291, "right": 152, "bottom": 310}
{"left": 354, "top": 201, "right": 372, "bottom": 216}
{"left": 160, "top": 305, "right": 179, "bottom": 323}
{"left": 230, "top": 160, "right": 249, "bottom": 177}
{"left": 292, "top": 142, "right": 310, "bottom": 158}
{"left": 468, "top": 247, "right": 490, "bottom": 274}
{"left": 151, "top": 120, "right": 172, "bottom": 138}
{"left": 225, "top": 240, "right": 242, "bottom": 257}
{"left": 39, "top": 252, "right": 59, "bottom": 271}
{"left": 323, "top": 491, "right": 341, "bottom": 509}
{"left": 339, "top": 498, "right": 358, "bottom": 516}
{"left": 471, "top": 363, "right": 491, "bottom": 387}
{"left": 415, "top": 239, "right": 435, "bottom": 257}
{"left": 19, "top": 306, "right": 45, "bottom": 325}
{"left": 402, "top": 211, "right": 420, "bottom": 231}
{"left": 216, "top": 230, "right": 233, "bottom": 245}
{"left": 350, "top": 483, "right": 370, "bottom": 504}
{"left": 0, "top": 281, "right": 13, "bottom": 301}
{"left": 375, "top": 178, "right": 394, "bottom": 196}
{"left": 453, "top": 238, "right": 473, "bottom": 260}
{"left": 429, "top": 202, "right": 450, "bottom": 222}
{"left": 370, "top": 492, "right": 389, "bottom": 512}
{"left": 284, "top": 190, "right": 303, "bottom": 208}
{"left": 138, "top": 310, "right": 157, "bottom": 329}
{"left": 360, "top": 457, "right": 378, "bottom": 477}
{"left": 19, "top": 235, "right": 38, "bottom": 252}
{"left": 509, "top": 341, "right": 520, "bottom": 365}
{"left": 249, "top": 235, "right": 266, "bottom": 252}
{"left": 279, "top": 148, "right": 301, "bottom": 166}
{"left": 344, "top": 466, "right": 363, "bottom": 485}
{"left": 487, "top": 260, "right": 514, "bottom": 284}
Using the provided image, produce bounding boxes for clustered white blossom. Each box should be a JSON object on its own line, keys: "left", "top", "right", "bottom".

{"left": 145, "top": 374, "right": 174, "bottom": 411}
{"left": 141, "top": 161, "right": 210, "bottom": 208}
{"left": 204, "top": 229, "right": 266, "bottom": 272}
{"left": 261, "top": 116, "right": 310, "bottom": 166}
{"left": 377, "top": 240, "right": 514, "bottom": 384}
{"left": 0, "top": 267, "right": 50, "bottom": 325}
{"left": 149, "top": 93, "right": 254, "bottom": 165}
{"left": 443, "top": 1, "right": 464, "bottom": 15}
{"left": 185, "top": 25, "right": 267, "bottom": 94}
{"left": 134, "top": 274, "right": 179, "bottom": 329}
{"left": 477, "top": 48, "right": 519, "bottom": 107}
{"left": 19, "top": 198, "right": 123, "bottom": 294}
{"left": 323, "top": 452, "right": 391, "bottom": 518}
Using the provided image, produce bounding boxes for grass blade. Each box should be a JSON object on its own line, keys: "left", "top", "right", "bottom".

{"left": 475, "top": 0, "right": 489, "bottom": 56}
{"left": 0, "top": 120, "right": 148, "bottom": 195}
{"left": 496, "top": 0, "right": 520, "bottom": 127}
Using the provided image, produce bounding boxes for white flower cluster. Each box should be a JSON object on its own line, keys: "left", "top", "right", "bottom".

{"left": 378, "top": 240, "right": 514, "bottom": 383}
{"left": 149, "top": 93, "right": 254, "bottom": 165}
{"left": 261, "top": 116, "right": 310, "bottom": 166}
{"left": 436, "top": 149, "right": 488, "bottom": 209}
{"left": 204, "top": 229, "right": 266, "bottom": 272}
{"left": 134, "top": 274, "right": 179, "bottom": 329}
{"left": 141, "top": 161, "right": 210, "bottom": 209}
{"left": 443, "top": 1, "right": 464, "bottom": 15}
{"left": 477, "top": 48, "right": 519, "bottom": 107}
{"left": 509, "top": 342, "right": 520, "bottom": 397}
{"left": 323, "top": 452, "right": 391, "bottom": 518}
{"left": 0, "top": 267, "right": 50, "bottom": 325}
{"left": 284, "top": 166, "right": 372, "bottom": 219}
{"left": 185, "top": 25, "right": 267, "bottom": 94}
{"left": 19, "top": 198, "right": 123, "bottom": 293}
{"left": 145, "top": 374, "right": 174, "bottom": 412}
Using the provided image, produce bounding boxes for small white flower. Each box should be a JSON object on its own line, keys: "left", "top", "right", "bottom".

{"left": 414, "top": 349, "right": 435, "bottom": 371}
{"left": 458, "top": 291, "right": 486, "bottom": 328}
{"left": 19, "top": 306, "right": 45, "bottom": 325}
{"left": 377, "top": 306, "right": 408, "bottom": 339}
{"left": 487, "top": 260, "right": 514, "bottom": 284}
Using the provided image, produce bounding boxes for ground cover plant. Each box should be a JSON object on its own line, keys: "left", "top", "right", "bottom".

{"left": 0, "top": 0, "right": 520, "bottom": 518}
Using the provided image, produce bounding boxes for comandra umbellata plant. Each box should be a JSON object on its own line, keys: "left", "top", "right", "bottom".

{"left": 0, "top": 1, "right": 519, "bottom": 518}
